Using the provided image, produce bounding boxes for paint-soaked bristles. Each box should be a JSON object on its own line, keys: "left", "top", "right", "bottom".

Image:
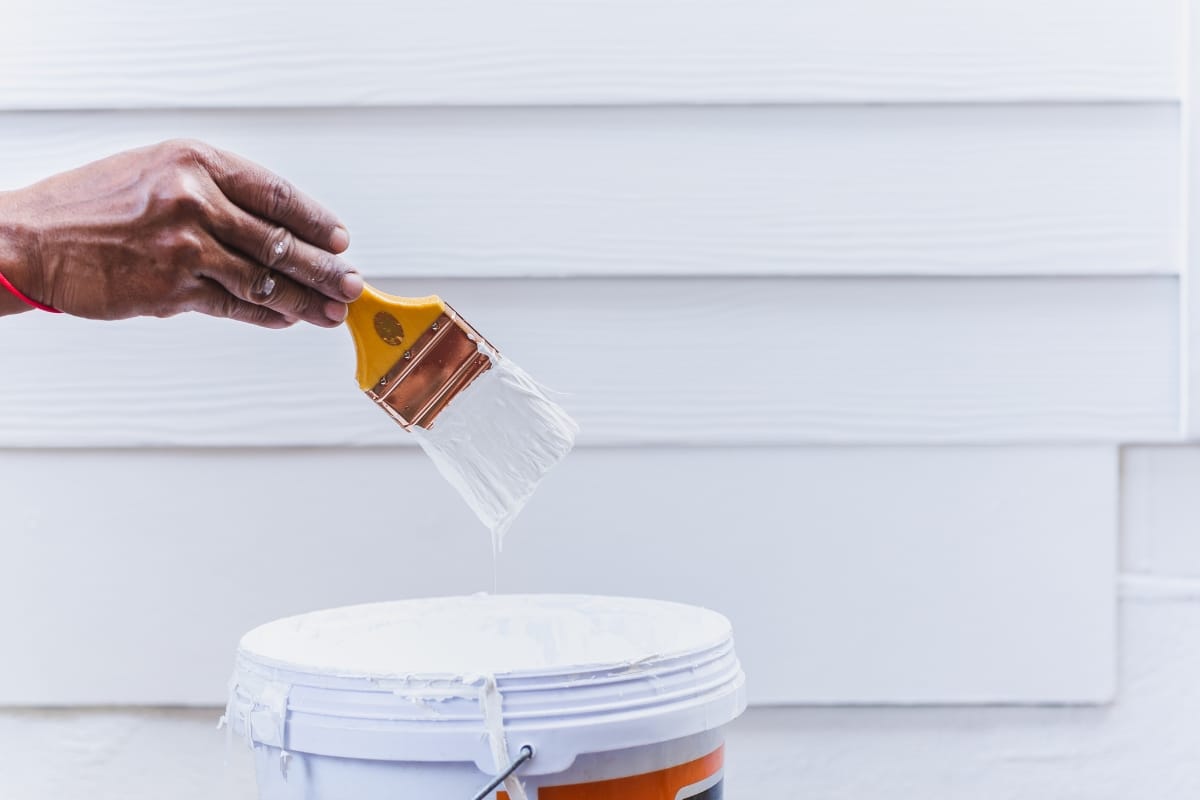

{"left": 410, "top": 356, "right": 579, "bottom": 549}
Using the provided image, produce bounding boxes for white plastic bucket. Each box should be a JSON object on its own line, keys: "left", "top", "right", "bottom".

{"left": 226, "top": 594, "right": 746, "bottom": 799}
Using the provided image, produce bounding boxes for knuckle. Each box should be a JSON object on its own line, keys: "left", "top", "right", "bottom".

{"left": 303, "top": 288, "right": 329, "bottom": 318}
{"left": 307, "top": 252, "right": 344, "bottom": 288}
{"left": 248, "top": 268, "right": 280, "bottom": 305}
{"left": 262, "top": 227, "right": 293, "bottom": 266}
{"left": 159, "top": 230, "right": 206, "bottom": 267}
{"left": 264, "top": 177, "right": 296, "bottom": 220}
{"left": 174, "top": 185, "right": 209, "bottom": 218}
{"left": 158, "top": 138, "right": 210, "bottom": 166}
{"left": 155, "top": 138, "right": 191, "bottom": 160}
{"left": 249, "top": 307, "right": 280, "bottom": 327}
{"left": 214, "top": 293, "right": 241, "bottom": 320}
{"left": 174, "top": 191, "right": 205, "bottom": 218}
{"left": 280, "top": 286, "right": 324, "bottom": 322}
{"left": 146, "top": 175, "right": 210, "bottom": 220}
{"left": 308, "top": 210, "right": 327, "bottom": 234}
{"left": 224, "top": 295, "right": 277, "bottom": 327}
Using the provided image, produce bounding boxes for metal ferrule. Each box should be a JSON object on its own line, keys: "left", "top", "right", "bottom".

{"left": 366, "top": 306, "right": 496, "bottom": 431}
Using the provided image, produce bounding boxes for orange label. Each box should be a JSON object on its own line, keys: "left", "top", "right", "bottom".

{"left": 502, "top": 746, "right": 723, "bottom": 800}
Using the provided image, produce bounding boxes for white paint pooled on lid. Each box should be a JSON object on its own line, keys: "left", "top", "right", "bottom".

{"left": 238, "top": 594, "right": 732, "bottom": 678}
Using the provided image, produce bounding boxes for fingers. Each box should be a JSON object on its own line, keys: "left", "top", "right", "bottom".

{"left": 190, "top": 280, "right": 297, "bottom": 330}
{"left": 208, "top": 201, "right": 364, "bottom": 305}
{"left": 201, "top": 146, "right": 350, "bottom": 254}
{"left": 200, "top": 244, "right": 349, "bottom": 328}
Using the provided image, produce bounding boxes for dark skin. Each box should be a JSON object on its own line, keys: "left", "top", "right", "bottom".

{"left": 0, "top": 139, "right": 364, "bottom": 323}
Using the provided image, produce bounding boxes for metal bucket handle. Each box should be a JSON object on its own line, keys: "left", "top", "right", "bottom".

{"left": 471, "top": 745, "right": 535, "bottom": 800}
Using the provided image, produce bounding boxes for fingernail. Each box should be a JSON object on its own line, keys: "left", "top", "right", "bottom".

{"left": 324, "top": 301, "right": 348, "bottom": 323}
{"left": 330, "top": 226, "right": 350, "bottom": 252}
{"left": 341, "top": 271, "right": 364, "bottom": 300}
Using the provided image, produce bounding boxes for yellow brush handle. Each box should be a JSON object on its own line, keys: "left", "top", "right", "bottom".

{"left": 346, "top": 283, "right": 446, "bottom": 390}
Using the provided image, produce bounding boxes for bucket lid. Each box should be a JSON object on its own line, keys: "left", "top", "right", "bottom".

{"left": 227, "top": 594, "right": 746, "bottom": 775}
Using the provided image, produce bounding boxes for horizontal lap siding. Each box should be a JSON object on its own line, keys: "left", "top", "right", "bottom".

{"left": 0, "top": 105, "right": 1179, "bottom": 278}
{"left": 1123, "top": 447, "right": 1200, "bottom": 577}
{"left": 0, "top": 277, "right": 1178, "bottom": 447}
{"left": 0, "top": 446, "right": 1116, "bottom": 705}
{"left": 0, "top": 0, "right": 1181, "bottom": 108}
{"left": 1, "top": 0, "right": 1173, "bottom": 710}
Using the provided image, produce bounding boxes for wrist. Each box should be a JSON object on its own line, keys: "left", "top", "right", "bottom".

{"left": 0, "top": 191, "right": 48, "bottom": 315}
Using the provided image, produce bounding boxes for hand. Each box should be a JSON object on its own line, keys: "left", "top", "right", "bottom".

{"left": 0, "top": 139, "right": 363, "bottom": 327}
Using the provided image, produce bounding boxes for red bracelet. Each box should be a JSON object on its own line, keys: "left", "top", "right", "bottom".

{"left": 0, "top": 268, "right": 60, "bottom": 313}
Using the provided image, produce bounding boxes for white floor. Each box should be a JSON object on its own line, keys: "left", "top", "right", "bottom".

{"left": 1, "top": 577, "right": 1196, "bottom": 799}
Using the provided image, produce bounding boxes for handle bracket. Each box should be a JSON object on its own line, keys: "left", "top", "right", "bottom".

{"left": 471, "top": 745, "right": 535, "bottom": 800}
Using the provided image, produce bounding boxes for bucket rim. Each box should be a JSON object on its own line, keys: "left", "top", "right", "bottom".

{"left": 226, "top": 594, "right": 748, "bottom": 773}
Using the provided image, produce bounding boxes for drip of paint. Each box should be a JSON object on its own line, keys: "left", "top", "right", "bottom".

{"left": 411, "top": 355, "right": 578, "bottom": 550}
{"left": 481, "top": 675, "right": 529, "bottom": 800}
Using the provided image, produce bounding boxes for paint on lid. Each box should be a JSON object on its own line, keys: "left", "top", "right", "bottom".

{"left": 239, "top": 594, "right": 733, "bottom": 678}
{"left": 227, "top": 594, "right": 747, "bottom": 774}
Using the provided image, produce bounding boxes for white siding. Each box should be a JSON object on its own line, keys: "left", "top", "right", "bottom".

{"left": 0, "top": 447, "right": 1116, "bottom": 705}
{"left": 0, "top": 0, "right": 1181, "bottom": 108}
{"left": 1123, "top": 447, "right": 1200, "bottom": 577}
{"left": 0, "top": 106, "right": 1179, "bottom": 278}
{"left": 0, "top": 278, "right": 1179, "bottom": 447}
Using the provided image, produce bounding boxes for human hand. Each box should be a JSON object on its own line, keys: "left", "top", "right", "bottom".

{"left": 0, "top": 139, "right": 363, "bottom": 327}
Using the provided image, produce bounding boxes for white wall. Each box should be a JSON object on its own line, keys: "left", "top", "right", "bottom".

{"left": 1, "top": 0, "right": 1197, "bottom": 796}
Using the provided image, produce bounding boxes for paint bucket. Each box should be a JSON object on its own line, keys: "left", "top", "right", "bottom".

{"left": 226, "top": 594, "right": 746, "bottom": 799}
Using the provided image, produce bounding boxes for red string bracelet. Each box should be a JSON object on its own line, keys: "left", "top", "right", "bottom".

{"left": 0, "top": 268, "right": 60, "bottom": 313}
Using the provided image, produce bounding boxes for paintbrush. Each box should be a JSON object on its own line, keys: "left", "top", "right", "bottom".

{"left": 346, "top": 284, "right": 578, "bottom": 543}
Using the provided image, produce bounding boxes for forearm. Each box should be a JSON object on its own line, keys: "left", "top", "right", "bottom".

{"left": 0, "top": 190, "right": 40, "bottom": 317}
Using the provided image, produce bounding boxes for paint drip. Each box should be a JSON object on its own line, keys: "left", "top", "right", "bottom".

{"left": 481, "top": 675, "right": 529, "bottom": 800}
{"left": 411, "top": 355, "right": 578, "bottom": 550}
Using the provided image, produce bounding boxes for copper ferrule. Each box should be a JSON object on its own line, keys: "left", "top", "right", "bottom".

{"left": 366, "top": 306, "right": 496, "bottom": 430}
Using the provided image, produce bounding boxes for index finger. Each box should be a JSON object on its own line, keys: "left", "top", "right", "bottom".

{"left": 202, "top": 147, "right": 350, "bottom": 253}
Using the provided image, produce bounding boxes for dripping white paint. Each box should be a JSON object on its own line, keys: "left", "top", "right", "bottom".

{"left": 411, "top": 355, "right": 578, "bottom": 550}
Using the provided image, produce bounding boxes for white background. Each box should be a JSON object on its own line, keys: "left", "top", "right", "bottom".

{"left": 1, "top": 0, "right": 1199, "bottom": 796}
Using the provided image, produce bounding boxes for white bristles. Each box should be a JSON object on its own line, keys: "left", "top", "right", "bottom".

{"left": 410, "top": 356, "right": 579, "bottom": 548}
